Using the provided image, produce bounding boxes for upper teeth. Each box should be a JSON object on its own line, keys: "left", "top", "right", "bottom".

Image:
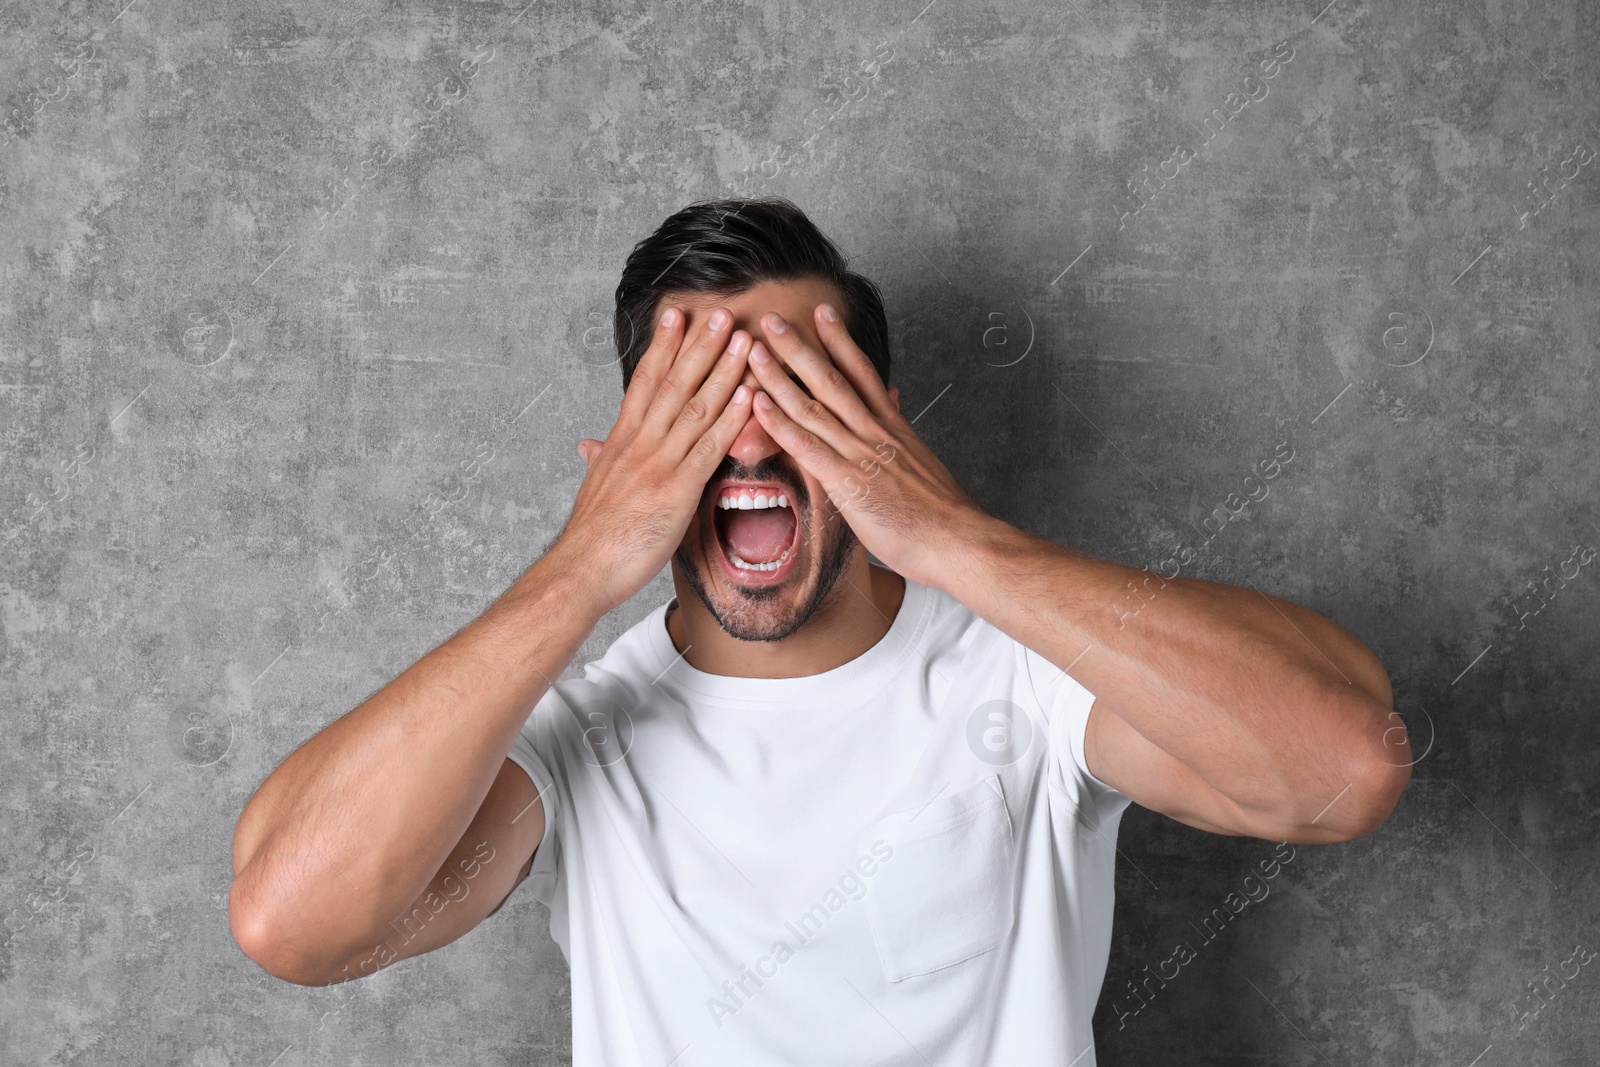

{"left": 717, "top": 491, "right": 789, "bottom": 510}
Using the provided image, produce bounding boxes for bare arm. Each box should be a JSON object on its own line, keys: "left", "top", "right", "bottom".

{"left": 228, "top": 298, "right": 756, "bottom": 985}
{"left": 739, "top": 302, "right": 1408, "bottom": 845}
{"left": 284, "top": 757, "right": 548, "bottom": 986}
{"left": 944, "top": 528, "right": 1406, "bottom": 844}
{"left": 228, "top": 552, "right": 607, "bottom": 985}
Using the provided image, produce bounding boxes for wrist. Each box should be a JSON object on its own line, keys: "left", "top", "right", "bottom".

{"left": 510, "top": 534, "right": 618, "bottom": 622}
{"left": 923, "top": 508, "right": 1026, "bottom": 600}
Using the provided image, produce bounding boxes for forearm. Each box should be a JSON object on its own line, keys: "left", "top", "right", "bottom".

{"left": 229, "top": 543, "right": 605, "bottom": 973}
{"left": 724, "top": 301, "right": 1401, "bottom": 832}
{"left": 943, "top": 515, "right": 1397, "bottom": 822}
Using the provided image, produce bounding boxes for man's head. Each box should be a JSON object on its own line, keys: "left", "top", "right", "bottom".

{"left": 611, "top": 198, "right": 898, "bottom": 642}
{"left": 614, "top": 198, "right": 891, "bottom": 393}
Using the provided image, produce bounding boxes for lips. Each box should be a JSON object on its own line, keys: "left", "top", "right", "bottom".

{"left": 707, "top": 480, "right": 802, "bottom": 584}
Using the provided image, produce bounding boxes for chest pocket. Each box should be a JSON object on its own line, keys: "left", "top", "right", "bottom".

{"left": 858, "top": 773, "right": 1017, "bottom": 982}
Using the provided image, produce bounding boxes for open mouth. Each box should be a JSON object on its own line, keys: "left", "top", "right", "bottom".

{"left": 709, "top": 482, "right": 801, "bottom": 584}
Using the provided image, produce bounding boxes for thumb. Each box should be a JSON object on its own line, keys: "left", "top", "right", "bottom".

{"left": 577, "top": 438, "right": 603, "bottom": 465}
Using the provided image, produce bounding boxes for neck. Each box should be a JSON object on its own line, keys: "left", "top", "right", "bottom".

{"left": 664, "top": 555, "right": 907, "bottom": 679}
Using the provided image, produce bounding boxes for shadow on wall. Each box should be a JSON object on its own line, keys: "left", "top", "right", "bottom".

{"left": 875, "top": 265, "right": 1073, "bottom": 534}
{"left": 865, "top": 246, "right": 1293, "bottom": 1062}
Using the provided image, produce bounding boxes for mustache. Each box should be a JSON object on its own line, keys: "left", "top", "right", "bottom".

{"left": 707, "top": 458, "right": 808, "bottom": 509}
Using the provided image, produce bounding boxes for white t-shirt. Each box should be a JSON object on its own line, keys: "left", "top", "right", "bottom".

{"left": 505, "top": 575, "right": 1133, "bottom": 1066}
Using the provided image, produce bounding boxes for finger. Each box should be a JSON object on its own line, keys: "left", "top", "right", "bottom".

{"left": 662, "top": 330, "right": 752, "bottom": 459}
{"left": 678, "top": 382, "right": 755, "bottom": 487}
{"left": 757, "top": 311, "right": 882, "bottom": 442}
{"left": 640, "top": 306, "right": 735, "bottom": 440}
{"left": 749, "top": 387, "right": 855, "bottom": 495}
{"left": 747, "top": 338, "right": 869, "bottom": 464}
{"left": 616, "top": 305, "right": 686, "bottom": 430}
{"left": 813, "top": 302, "right": 900, "bottom": 425}
{"left": 577, "top": 439, "right": 603, "bottom": 465}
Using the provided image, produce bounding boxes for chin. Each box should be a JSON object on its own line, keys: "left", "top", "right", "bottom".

{"left": 674, "top": 518, "right": 859, "bottom": 644}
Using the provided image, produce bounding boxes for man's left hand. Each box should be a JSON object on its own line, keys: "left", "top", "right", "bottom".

{"left": 747, "top": 303, "right": 994, "bottom": 593}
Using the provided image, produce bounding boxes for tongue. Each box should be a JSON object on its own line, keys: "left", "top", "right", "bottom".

{"left": 721, "top": 508, "right": 795, "bottom": 564}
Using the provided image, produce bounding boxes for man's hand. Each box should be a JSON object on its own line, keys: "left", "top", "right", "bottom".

{"left": 746, "top": 302, "right": 987, "bottom": 592}
{"left": 747, "top": 301, "right": 1405, "bottom": 841}
{"left": 557, "top": 304, "right": 753, "bottom": 611}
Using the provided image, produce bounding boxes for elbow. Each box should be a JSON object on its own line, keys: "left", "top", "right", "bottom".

{"left": 1276, "top": 692, "right": 1412, "bottom": 844}
{"left": 229, "top": 879, "right": 341, "bottom": 987}
{"left": 1317, "top": 728, "right": 1413, "bottom": 843}
{"left": 1347, "top": 685, "right": 1413, "bottom": 838}
{"left": 1341, "top": 756, "right": 1410, "bottom": 841}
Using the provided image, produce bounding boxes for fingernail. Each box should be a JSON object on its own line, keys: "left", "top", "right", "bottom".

{"left": 756, "top": 391, "right": 774, "bottom": 410}
{"left": 729, "top": 332, "right": 751, "bottom": 356}
{"left": 733, "top": 384, "right": 750, "bottom": 404}
{"left": 750, "top": 343, "right": 770, "bottom": 364}
{"left": 765, "top": 313, "right": 788, "bottom": 334}
{"left": 659, "top": 307, "right": 678, "bottom": 329}
{"left": 710, "top": 308, "right": 731, "bottom": 330}
{"left": 820, "top": 303, "right": 840, "bottom": 323}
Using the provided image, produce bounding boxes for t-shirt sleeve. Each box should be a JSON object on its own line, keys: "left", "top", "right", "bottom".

{"left": 1016, "top": 640, "right": 1128, "bottom": 808}
{"left": 506, "top": 712, "right": 560, "bottom": 825}
{"left": 503, "top": 692, "right": 565, "bottom": 905}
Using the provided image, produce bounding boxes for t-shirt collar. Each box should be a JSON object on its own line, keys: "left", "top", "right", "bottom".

{"left": 642, "top": 576, "right": 933, "bottom": 709}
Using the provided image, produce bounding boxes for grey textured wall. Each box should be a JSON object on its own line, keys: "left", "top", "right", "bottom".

{"left": 3, "top": 0, "right": 1596, "bottom": 1064}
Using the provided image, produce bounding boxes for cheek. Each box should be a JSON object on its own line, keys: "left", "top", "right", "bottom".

{"left": 810, "top": 483, "right": 846, "bottom": 532}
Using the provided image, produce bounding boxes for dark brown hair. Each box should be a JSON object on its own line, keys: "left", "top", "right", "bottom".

{"left": 612, "top": 197, "right": 891, "bottom": 391}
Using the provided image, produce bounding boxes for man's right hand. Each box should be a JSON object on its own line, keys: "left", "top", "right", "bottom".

{"left": 556, "top": 304, "right": 752, "bottom": 611}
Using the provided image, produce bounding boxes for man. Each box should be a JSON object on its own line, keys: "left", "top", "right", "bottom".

{"left": 229, "top": 198, "right": 1409, "bottom": 1065}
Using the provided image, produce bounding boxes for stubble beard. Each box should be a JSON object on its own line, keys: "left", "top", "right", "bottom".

{"left": 674, "top": 506, "right": 860, "bottom": 643}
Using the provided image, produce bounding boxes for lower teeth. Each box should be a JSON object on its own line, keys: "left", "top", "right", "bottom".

{"left": 729, "top": 547, "right": 792, "bottom": 573}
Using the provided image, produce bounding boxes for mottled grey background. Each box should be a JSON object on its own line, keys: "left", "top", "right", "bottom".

{"left": 2, "top": 0, "right": 1597, "bottom": 1063}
